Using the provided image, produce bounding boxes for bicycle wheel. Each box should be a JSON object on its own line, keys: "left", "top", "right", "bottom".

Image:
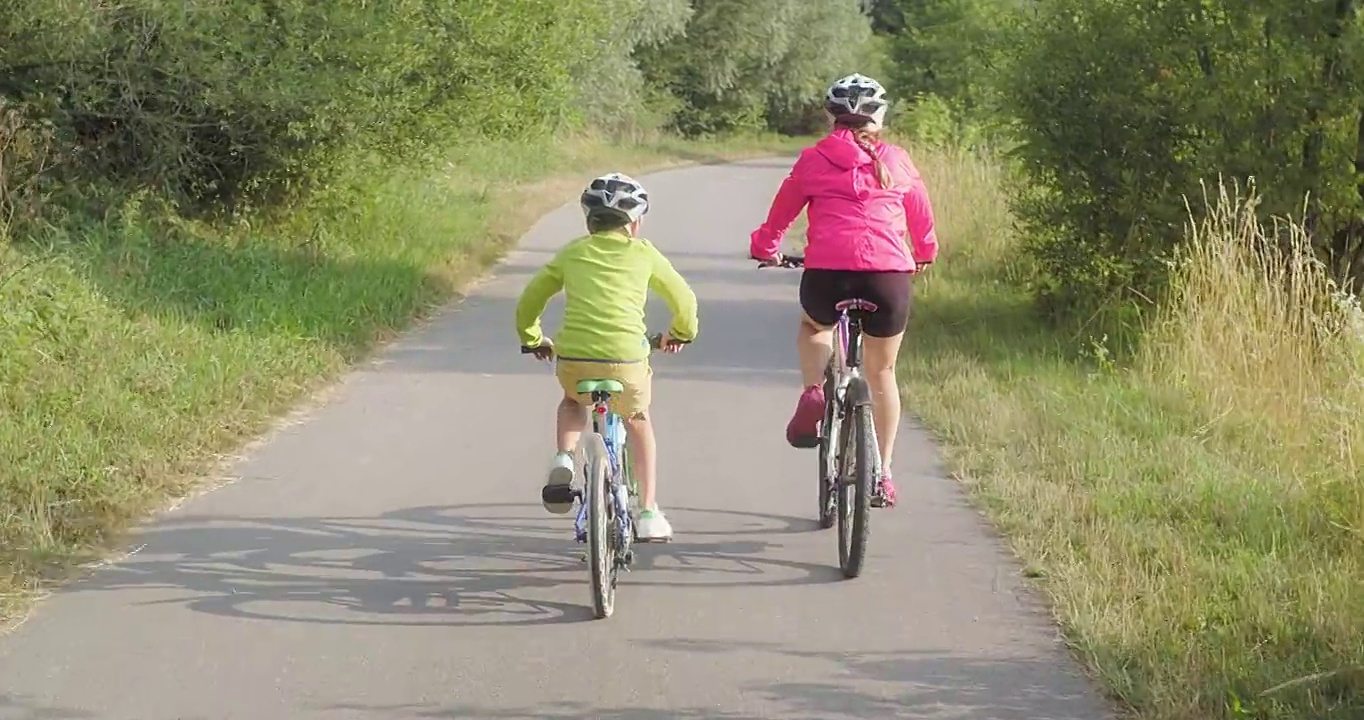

{"left": 817, "top": 364, "right": 838, "bottom": 529}
{"left": 581, "top": 432, "right": 615, "bottom": 618}
{"left": 837, "top": 399, "right": 874, "bottom": 578}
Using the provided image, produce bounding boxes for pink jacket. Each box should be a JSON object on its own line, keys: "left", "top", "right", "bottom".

{"left": 750, "top": 129, "right": 939, "bottom": 273}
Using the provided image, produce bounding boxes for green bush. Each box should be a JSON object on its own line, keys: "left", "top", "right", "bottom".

{"left": 0, "top": 0, "right": 612, "bottom": 209}
{"left": 566, "top": 0, "right": 693, "bottom": 135}
{"left": 1002, "top": 0, "right": 1364, "bottom": 320}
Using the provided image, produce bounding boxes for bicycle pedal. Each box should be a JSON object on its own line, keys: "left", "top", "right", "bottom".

{"left": 541, "top": 484, "right": 577, "bottom": 508}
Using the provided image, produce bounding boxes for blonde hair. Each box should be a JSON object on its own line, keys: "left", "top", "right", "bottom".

{"left": 835, "top": 117, "right": 892, "bottom": 189}
{"left": 587, "top": 212, "right": 633, "bottom": 235}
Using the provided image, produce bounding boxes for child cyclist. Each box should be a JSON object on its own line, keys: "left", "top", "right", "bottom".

{"left": 515, "top": 172, "right": 699, "bottom": 542}
{"left": 749, "top": 73, "right": 939, "bottom": 509}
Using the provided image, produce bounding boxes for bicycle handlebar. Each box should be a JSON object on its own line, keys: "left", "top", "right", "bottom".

{"left": 520, "top": 333, "right": 691, "bottom": 356}
{"left": 755, "top": 253, "right": 932, "bottom": 274}
{"left": 753, "top": 254, "right": 804, "bottom": 269}
{"left": 648, "top": 333, "right": 692, "bottom": 350}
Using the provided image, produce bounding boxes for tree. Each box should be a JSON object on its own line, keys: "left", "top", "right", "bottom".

{"left": 636, "top": 0, "right": 874, "bottom": 136}
{"left": 1001, "top": 0, "right": 1364, "bottom": 317}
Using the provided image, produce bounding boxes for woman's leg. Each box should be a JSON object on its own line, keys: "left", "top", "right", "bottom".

{"left": 860, "top": 271, "right": 914, "bottom": 506}
{"left": 860, "top": 331, "right": 906, "bottom": 472}
{"left": 789, "top": 271, "right": 840, "bottom": 446}
{"left": 797, "top": 311, "right": 834, "bottom": 389}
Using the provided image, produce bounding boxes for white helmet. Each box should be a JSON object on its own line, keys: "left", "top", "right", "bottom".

{"left": 580, "top": 172, "right": 649, "bottom": 224}
{"left": 825, "top": 74, "right": 889, "bottom": 129}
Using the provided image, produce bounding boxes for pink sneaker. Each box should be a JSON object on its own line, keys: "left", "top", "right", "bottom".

{"left": 785, "top": 385, "right": 825, "bottom": 448}
{"left": 873, "top": 473, "right": 897, "bottom": 508}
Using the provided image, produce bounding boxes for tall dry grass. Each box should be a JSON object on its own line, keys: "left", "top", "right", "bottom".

{"left": 1143, "top": 183, "right": 1364, "bottom": 490}
{"left": 898, "top": 155, "right": 1364, "bottom": 719}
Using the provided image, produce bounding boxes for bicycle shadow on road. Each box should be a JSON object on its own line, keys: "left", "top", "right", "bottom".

{"left": 635, "top": 638, "right": 1109, "bottom": 720}
{"left": 325, "top": 702, "right": 767, "bottom": 719}
{"left": 320, "top": 645, "right": 1106, "bottom": 719}
{"left": 0, "top": 693, "right": 93, "bottom": 720}
{"left": 66, "top": 504, "right": 837, "bottom": 628}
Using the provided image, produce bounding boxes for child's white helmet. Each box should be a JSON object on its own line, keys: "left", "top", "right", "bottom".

{"left": 825, "top": 74, "right": 889, "bottom": 128}
{"left": 580, "top": 172, "right": 649, "bottom": 224}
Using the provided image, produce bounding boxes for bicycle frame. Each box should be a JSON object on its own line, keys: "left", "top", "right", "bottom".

{"left": 826, "top": 309, "right": 880, "bottom": 478}
{"left": 830, "top": 310, "right": 873, "bottom": 411}
{"left": 573, "top": 393, "right": 635, "bottom": 548}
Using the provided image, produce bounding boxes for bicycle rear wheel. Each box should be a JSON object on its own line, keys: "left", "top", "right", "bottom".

{"left": 837, "top": 400, "right": 873, "bottom": 578}
{"left": 581, "top": 432, "right": 615, "bottom": 618}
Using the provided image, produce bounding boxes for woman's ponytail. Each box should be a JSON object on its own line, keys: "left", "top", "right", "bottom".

{"left": 850, "top": 126, "right": 891, "bottom": 190}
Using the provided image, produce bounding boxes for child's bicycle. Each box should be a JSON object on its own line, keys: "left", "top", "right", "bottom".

{"left": 519, "top": 332, "right": 688, "bottom": 619}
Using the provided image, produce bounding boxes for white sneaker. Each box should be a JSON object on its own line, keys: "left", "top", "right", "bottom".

{"left": 542, "top": 452, "right": 575, "bottom": 514}
{"left": 636, "top": 508, "right": 673, "bottom": 542}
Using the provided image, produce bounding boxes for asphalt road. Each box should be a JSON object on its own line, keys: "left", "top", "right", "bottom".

{"left": 0, "top": 159, "right": 1114, "bottom": 720}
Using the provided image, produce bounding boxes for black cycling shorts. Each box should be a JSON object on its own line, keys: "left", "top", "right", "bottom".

{"left": 798, "top": 269, "right": 913, "bottom": 338}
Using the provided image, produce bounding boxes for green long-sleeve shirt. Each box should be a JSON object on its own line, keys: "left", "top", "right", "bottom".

{"left": 515, "top": 230, "right": 699, "bottom": 362}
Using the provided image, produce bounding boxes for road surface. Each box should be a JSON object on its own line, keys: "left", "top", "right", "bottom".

{"left": 0, "top": 159, "right": 1113, "bottom": 719}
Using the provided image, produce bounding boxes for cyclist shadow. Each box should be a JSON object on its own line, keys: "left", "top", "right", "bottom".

{"left": 0, "top": 693, "right": 94, "bottom": 720}
{"left": 324, "top": 701, "right": 766, "bottom": 719}
{"left": 71, "top": 503, "right": 837, "bottom": 627}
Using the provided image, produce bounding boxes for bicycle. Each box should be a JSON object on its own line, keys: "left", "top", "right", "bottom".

{"left": 520, "top": 332, "right": 688, "bottom": 618}
{"left": 756, "top": 253, "right": 889, "bottom": 579}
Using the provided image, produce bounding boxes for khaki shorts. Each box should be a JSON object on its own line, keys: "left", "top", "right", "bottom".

{"left": 555, "top": 359, "right": 652, "bottom": 417}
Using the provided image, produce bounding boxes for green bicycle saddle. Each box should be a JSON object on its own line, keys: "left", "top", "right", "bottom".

{"left": 576, "top": 379, "right": 625, "bottom": 394}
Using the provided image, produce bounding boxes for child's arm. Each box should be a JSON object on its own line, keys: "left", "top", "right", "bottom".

{"left": 749, "top": 151, "right": 813, "bottom": 260}
{"left": 896, "top": 151, "right": 940, "bottom": 265}
{"left": 514, "top": 257, "right": 565, "bottom": 348}
{"left": 645, "top": 243, "right": 699, "bottom": 342}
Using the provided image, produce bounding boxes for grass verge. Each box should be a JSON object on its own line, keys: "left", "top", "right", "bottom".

{"left": 0, "top": 131, "right": 804, "bottom": 625}
{"left": 897, "top": 147, "right": 1364, "bottom": 719}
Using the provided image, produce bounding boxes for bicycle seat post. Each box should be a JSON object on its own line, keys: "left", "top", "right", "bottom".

{"left": 591, "top": 391, "right": 610, "bottom": 434}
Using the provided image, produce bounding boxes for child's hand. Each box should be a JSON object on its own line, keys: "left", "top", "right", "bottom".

{"left": 520, "top": 340, "right": 555, "bottom": 361}
{"left": 658, "top": 332, "right": 686, "bottom": 354}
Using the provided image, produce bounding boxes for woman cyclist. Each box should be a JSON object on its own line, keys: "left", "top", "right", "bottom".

{"left": 749, "top": 73, "right": 939, "bottom": 508}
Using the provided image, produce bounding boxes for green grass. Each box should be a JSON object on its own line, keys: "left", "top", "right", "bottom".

{"left": 0, "top": 131, "right": 804, "bottom": 624}
{"left": 890, "top": 147, "right": 1364, "bottom": 720}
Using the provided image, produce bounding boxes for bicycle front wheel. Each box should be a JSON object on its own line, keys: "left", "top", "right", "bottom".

{"left": 581, "top": 432, "right": 615, "bottom": 618}
{"left": 837, "top": 401, "right": 874, "bottom": 578}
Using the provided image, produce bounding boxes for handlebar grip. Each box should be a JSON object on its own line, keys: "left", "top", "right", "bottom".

{"left": 753, "top": 255, "right": 804, "bottom": 268}
{"left": 648, "top": 333, "right": 693, "bottom": 349}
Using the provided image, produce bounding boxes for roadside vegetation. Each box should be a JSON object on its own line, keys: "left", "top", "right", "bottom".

{"left": 4, "top": 1, "right": 1363, "bottom": 719}
{"left": 876, "top": 1, "right": 1364, "bottom": 718}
